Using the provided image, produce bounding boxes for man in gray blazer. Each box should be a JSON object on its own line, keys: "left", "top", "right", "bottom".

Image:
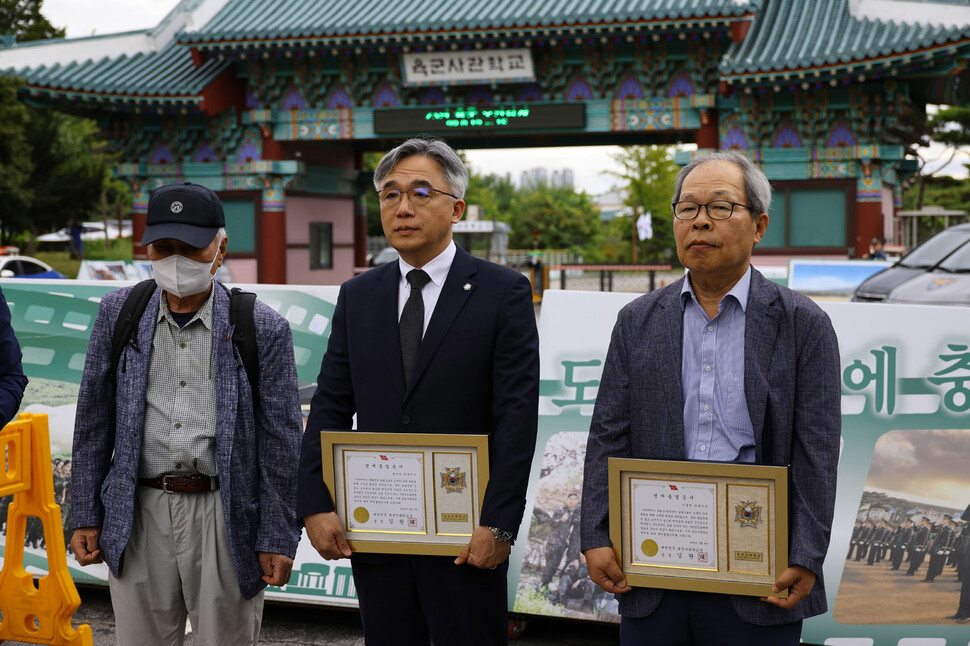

{"left": 581, "top": 151, "right": 841, "bottom": 645}
{"left": 69, "top": 183, "right": 303, "bottom": 646}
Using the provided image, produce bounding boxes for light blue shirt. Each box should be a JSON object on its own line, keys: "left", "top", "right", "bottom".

{"left": 680, "top": 266, "right": 755, "bottom": 463}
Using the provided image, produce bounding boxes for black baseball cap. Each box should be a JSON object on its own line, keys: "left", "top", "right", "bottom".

{"left": 143, "top": 182, "right": 225, "bottom": 248}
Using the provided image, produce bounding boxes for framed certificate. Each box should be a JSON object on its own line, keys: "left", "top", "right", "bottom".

{"left": 609, "top": 458, "right": 789, "bottom": 598}
{"left": 321, "top": 431, "right": 489, "bottom": 556}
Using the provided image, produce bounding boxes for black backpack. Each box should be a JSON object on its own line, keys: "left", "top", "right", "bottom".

{"left": 109, "top": 279, "right": 260, "bottom": 400}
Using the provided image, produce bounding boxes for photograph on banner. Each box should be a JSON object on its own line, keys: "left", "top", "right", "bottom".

{"left": 787, "top": 259, "right": 892, "bottom": 297}
{"left": 514, "top": 431, "right": 619, "bottom": 622}
{"left": 833, "top": 428, "right": 970, "bottom": 625}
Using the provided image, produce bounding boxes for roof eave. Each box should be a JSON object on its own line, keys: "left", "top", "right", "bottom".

{"left": 721, "top": 37, "right": 970, "bottom": 89}
{"left": 180, "top": 13, "right": 757, "bottom": 51}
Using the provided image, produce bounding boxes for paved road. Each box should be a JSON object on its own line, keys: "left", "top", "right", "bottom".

{"left": 8, "top": 585, "right": 619, "bottom": 645}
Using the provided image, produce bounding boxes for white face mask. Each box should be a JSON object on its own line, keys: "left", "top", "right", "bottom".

{"left": 151, "top": 252, "right": 218, "bottom": 298}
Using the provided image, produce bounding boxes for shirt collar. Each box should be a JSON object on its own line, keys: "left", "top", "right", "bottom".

{"left": 157, "top": 285, "right": 215, "bottom": 330}
{"left": 680, "top": 265, "right": 752, "bottom": 313}
{"left": 397, "top": 240, "right": 456, "bottom": 289}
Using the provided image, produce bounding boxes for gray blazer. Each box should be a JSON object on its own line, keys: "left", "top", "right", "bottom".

{"left": 581, "top": 268, "right": 841, "bottom": 625}
{"left": 71, "top": 282, "right": 303, "bottom": 599}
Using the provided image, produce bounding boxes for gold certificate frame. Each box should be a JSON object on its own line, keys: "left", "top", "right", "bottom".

{"left": 609, "top": 458, "right": 789, "bottom": 598}
{"left": 321, "top": 431, "right": 489, "bottom": 556}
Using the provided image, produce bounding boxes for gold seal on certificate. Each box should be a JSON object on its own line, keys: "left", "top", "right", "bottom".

{"left": 609, "top": 458, "right": 789, "bottom": 598}
{"left": 321, "top": 431, "right": 489, "bottom": 556}
{"left": 735, "top": 500, "right": 762, "bottom": 528}
{"left": 441, "top": 467, "right": 466, "bottom": 492}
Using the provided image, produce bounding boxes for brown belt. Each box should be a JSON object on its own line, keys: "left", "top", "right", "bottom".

{"left": 138, "top": 473, "right": 219, "bottom": 493}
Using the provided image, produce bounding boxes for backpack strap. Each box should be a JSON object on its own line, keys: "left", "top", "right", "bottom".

{"left": 110, "top": 281, "right": 260, "bottom": 401}
{"left": 229, "top": 287, "right": 260, "bottom": 399}
{"left": 110, "top": 279, "right": 157, "bottom": 376}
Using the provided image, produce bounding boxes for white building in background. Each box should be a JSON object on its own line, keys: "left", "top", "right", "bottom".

{"left": 551, "top": 168, "right": 575, "bottom": 189}
{"left": 596, "top": 190, "right": 633, "bottom": 221}
{"left": 520, "top": 167, "right": 548, "bottom": 190}
{"left": 520, "top": 167, "right": 574, "bottom": 190}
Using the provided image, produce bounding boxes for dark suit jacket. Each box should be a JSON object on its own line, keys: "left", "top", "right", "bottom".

{"left": 297, "top": 246, "right": 539, "bottom": 537}
{"left": 581, "top": 268, "right": 841, "bottom": 625}
{"left": 0, "top": 286, "right": 27, "bottom": 426}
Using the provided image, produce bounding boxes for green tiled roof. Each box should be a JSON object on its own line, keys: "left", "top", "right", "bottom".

{"left": 3, "top": 37, "right": 230, "bottom": 105}
{"left": 721, "top": 0, "right": 970, "bottom": 83}
{"left": 179, "top": 0, "right": 758, "bottom": 47}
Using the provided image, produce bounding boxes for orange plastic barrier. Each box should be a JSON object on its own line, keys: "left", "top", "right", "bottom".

{"left": 0, "top": 413, "right": 92, "bottom": 645}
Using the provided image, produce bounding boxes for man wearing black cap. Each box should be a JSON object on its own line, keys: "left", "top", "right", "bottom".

{"left": 69, "top": 183, "right": 303, "bottom": 645}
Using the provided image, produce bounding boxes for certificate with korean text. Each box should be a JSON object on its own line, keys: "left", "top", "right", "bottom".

{"left": 609, "top": 458, "right": 789, "bottom": 597}
{"left": 322, "top": 431, "right": 489, "bottom": 556}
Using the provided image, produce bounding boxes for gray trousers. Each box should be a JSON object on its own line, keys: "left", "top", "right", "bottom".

{"left": 108, "top": 486, "right": 264, "bottom": 646}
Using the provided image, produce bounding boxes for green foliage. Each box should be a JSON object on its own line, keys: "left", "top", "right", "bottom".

{"left": 363, "top": 151, "right": 384, "bottom": 237}
{"left": 901, "top": 175, "right": 970, "bottom": 242}
{"left": 32, "top": 237, "right": 133, "bottom": 277}
{"left": 927, "top": 106, "right": 970, "bottom": 150}
{"left": 82, "top": 236, "right": 134, "bottom": 260}
{"left": 603, "top": 145, "right": 680, "bottom": 264}
{"left": 0, "top": 0, "right": 65, "bottom": 42}
{"left": 0, "top": 76, "right": 33, "bottom": 230}
{"left": 0, "top": 3, "right": 112, "bottom": 246}
{"left": 31, "top": 250, "right": 79, "bottom": 278}
{"left": 507, "top": 186, "right": 601, "bottom": 251}
{"left": 902, "top": 175, "right": 970, "bottom": 212}
{"left": 20, "top": 110, "right": 113, "bottom": 243}
{"left": 512, "top": 586, "right": 564, "bottom": 617}
{"left": 465, "top": 171, "right": 518, "bottom": 225}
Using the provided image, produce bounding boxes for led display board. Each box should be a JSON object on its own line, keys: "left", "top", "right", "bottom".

{"left": 373, "top": 104, "right": 586, "bottom": 135}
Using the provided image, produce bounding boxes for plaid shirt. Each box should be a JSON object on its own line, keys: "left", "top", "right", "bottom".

{"left": 140, "top": 289, "right": 218, "bottom": 478}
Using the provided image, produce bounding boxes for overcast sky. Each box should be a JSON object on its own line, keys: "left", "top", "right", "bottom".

{"left": 866, "top": 429, "right": 970, "bottom": 509}
{"left": 41, "top": 0, "right": 967, "bottom": 194}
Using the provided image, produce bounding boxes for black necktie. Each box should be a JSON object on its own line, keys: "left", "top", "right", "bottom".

{"left": 400, "top": 269, "right": 431, "bottom": 388}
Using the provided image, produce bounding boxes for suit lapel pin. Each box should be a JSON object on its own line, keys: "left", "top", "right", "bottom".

{"left": 463, "top": 283, "right": 472, "bottom": 291}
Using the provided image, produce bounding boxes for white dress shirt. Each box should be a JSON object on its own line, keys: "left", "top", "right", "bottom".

{"left": 396, "top": 240, "right": 457, "bottom": 336}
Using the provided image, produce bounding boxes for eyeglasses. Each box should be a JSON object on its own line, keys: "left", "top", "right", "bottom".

{"left": 671, "top": 200, "right": 753, "bottom": 221}
{"left": 377, "top": 186, "right": 458, "bottom": 208}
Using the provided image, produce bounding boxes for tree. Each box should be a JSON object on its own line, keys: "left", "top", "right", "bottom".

{"left": 465, "top": 170, "right": 518, "bottom": 223}
{"left": 909, "top": 106, "right": 970, "bottom": 210}
{"left": 21, "top": 110, "right": 111, "bottom": 252}
{"left": 508, "top": 186, "right": 601, "bottom": 251}
{"left": 0, "top": 0, "right": 64, "bottom": 42}
{"left": 0, "top": 76, "right": 33, "bottom": 243}
{"left": 1, "top": 0, "right": 113, "bottom": 249}
{"left": 603, "top": 145, "right": 680, "bottom": 264}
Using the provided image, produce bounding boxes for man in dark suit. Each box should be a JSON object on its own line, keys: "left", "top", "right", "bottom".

{"left": 907, "top": 517, "right": 932, "bottom": 576}
{"left": 297, "top": 137, "right": 539, "bottom": 645}
{"left": 924, "top": 515, "right": 954, "bottom": 582}
{"left": 855, "top": 520, "right": 874, "bottom": 562}
{"left": 890, "top": 519, "right": 914, "bottom": 570}
{"left": 581, "top": 151, "right": 841, "bottom": 645}
{"left": 949, "top": 504, "right": 970, "bottom": 623}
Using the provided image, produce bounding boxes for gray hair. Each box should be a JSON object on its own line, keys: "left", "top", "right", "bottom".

{"left": 672, "top": 150, "right": 772, "bottom": 219}
{"left": 373, "top": 137, "right": 468, "bottom": 199}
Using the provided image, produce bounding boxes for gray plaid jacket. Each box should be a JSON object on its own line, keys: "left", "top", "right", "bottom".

{"left": 581, "top": 268, "right": 841, "bottom": 625}
{"left": 71, "top": 281, "right": 302, "bottom": 599}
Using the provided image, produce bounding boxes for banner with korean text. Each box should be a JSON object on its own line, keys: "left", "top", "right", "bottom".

{"left": 3, "top": 279, "right": 969, "bottom": 644}
{"left": 524, "top": 290, "right": 970, "bottom": 645}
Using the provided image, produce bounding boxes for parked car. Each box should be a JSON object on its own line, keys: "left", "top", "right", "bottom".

{"left": 884, "top": 235, "right": 970, "bottom": 306}
{"left": 850, "top": 223, "right": 970, "bottom": 302}
{"left": 370, "top": 247, "right": 400, "bottom": 266}
{"left": 36, "top": 221, "right": 132, "bottom": 244}
{"left": 0, "top": 256, "right": 67, "bottom": 279}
